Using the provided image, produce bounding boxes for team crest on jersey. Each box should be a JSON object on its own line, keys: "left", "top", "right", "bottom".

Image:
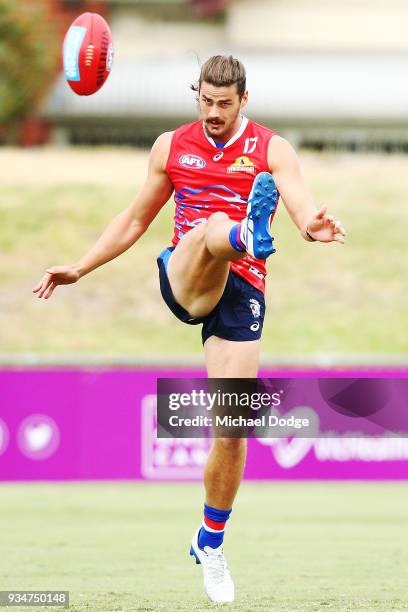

{"left": 179, "top": 154, "right": 206, "bottom": 169}
{"left": 227, "top": 156, "right": 256, "bottom": 174}
{"left": 249, "top": 298, "right": 261, "bottom": 318}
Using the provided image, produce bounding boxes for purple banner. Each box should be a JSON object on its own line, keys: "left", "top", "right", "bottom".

{"left": 1, "top": 368, "right": 408, "bottom": 481}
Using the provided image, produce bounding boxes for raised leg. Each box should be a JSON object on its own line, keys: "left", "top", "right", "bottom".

{"left": 167, "top": 212, "right": 243, "bottom": 318}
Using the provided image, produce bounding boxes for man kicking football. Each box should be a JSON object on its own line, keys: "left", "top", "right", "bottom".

{"left": 33, "top": 55, "right": 346, "bottom": 604}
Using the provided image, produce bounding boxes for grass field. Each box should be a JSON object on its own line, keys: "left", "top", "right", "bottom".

{"left": 1, "top": 147, "right": 408, "bottom": 359}
{"left": 1, "top": 482, "right": 408, "bottom": 611}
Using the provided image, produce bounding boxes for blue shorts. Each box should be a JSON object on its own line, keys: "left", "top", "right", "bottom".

{"left": 157, "top": 247, "right": 265, "bottom": 344}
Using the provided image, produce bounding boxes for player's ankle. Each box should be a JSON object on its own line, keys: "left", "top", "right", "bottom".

{"left": 198, "top": 504, "right": 232, "bottom": 549}
{"left": 228, "top": 223, "right": 246, "bottom": 253}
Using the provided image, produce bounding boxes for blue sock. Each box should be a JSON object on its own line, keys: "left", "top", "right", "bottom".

{"left": 198, "top": 504, "right": 232, "bottom": 550}
{"left": 228, "top": 224, "right": 246, "bottom": 252}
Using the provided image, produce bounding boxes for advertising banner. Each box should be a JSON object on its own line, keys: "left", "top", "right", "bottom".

{"left": 1, "top": 368, "right": 407, "bottom": 481}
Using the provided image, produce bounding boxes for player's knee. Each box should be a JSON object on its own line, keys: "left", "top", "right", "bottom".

{"left": 214, "top": 437, "right": 246, "bottom": 454}
{"left": 206, "top": 211, "right": 229, "bottom": 229}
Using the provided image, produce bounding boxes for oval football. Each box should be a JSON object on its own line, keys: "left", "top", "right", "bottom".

{"left": 63, "top": 12, "right": 113, "bottom": 96}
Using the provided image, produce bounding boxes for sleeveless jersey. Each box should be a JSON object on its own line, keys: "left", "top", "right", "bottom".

{"left": 165, "top": 117, "right": 279, "bottom": 293}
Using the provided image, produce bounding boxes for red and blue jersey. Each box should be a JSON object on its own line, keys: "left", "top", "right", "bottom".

{"left": 165, "top": 117, "right": 278, "bottom": 293}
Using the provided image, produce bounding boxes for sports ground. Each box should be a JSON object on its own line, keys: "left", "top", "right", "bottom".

{"left": 2, "top": 482, "right": 408, "bottom": 611}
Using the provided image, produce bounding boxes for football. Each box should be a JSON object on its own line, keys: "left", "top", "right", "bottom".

{"left": 63, "top": 12, "right": 113, "bottom": 96}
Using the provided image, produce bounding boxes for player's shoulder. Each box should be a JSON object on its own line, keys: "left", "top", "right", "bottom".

{"left": 149, "top": 131, "right": 174, "bottom": 170}
{"left": 150, "top": 121, "right": 201, "bottom": 170}
{"left": 267, "top": 134, "right": 296, "bottom": 156}
{"left": 153, "top": 131, "right": 174, "bottom": 149}
{"left": 267, "top": 134, "right": 300, "bottom": 172}
{"left": 152, "top": 130, "right": 176, "bottom": 154}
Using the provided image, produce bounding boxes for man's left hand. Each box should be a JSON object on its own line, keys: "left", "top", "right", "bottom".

{"left": 305, "top": 206, "right": 347, "bottom": 243}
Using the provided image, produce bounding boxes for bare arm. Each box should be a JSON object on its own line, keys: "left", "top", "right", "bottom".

{"left": 33, "top": 132, "right": 174, "bottom": 299}
{"left": 268, "top": 135, "right": 346, "bottom": 243}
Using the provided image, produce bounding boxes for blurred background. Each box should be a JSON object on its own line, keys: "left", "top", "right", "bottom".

{"left": 1, "top": 1, "right": 407, "bottom": 609}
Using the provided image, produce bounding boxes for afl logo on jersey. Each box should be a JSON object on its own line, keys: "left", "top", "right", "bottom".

{"left": 179, "top": 154, "right": 206, "bottom": 169}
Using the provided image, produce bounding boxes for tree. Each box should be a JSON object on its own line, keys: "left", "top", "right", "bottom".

{"left": 0, "top": 0, "right": 57, "bottom": 142}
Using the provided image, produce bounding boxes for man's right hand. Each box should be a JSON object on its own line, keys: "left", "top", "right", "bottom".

{"left": 32, "top": 265, "right": 80, "bottom": 299}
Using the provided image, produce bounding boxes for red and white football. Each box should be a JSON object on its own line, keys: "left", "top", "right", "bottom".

{"left": 63, "top": 12, "right": 113, "bottom": 96}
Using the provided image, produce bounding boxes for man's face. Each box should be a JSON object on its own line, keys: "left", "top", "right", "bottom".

{"left": 199, "top": 81, "right": 248, "bottom": 141}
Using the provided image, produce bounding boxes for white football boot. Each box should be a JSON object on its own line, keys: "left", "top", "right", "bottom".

{"left": 240, "top": 171, "right": 279, "bottom": 259}
{"left": 190, "top": 528, "right": 235, "bottom": 604}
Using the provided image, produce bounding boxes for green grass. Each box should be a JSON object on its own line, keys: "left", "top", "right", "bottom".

{"left": 1, "top": 482, "right": 408, "bottom": 611}
{"left": 1, "top": 150, "right": 408, "bottom": 358}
